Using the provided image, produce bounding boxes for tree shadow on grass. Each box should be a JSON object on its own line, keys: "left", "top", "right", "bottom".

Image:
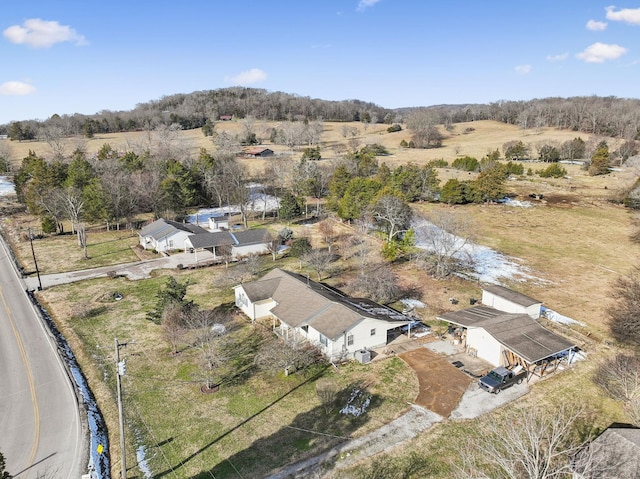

{"left": 189, "top": 381, "right": 381, "bottom": 479}
{"left": 152, "top": 366, "right": 329, "bottom": 478}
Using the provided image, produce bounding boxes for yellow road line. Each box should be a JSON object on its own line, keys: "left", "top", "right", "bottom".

{"left": 0, "top": 285, "right": 40, "bottom": 467}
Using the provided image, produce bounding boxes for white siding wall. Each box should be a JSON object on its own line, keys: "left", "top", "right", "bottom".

{"left": 524, "top": 303, "right": 542, "bottom": 318}
{"left": 154, "top": 231, "right": 192, "bottom": 253}
{"left": 233, "top": 243, "right": 269, "bottom": 258}
{"left": 253, "top": 300, "right": 275, "bottom": 319}
{"left": 481, "top": 291, "right": 541, "bottom": 318}
{"left": 467, "top": 327, "right": 504, "bottom": 366}
{"left": 234, "top": 286, "right": 276, "bottom": 320}
{"left": 208, "top": 218, "right": 229, "bottom": 232}
{"left": 305, "top": 318, "right": 401, "bottom": 361}
{"left": 347, "top": 318, "right": 394, "bottom": 352}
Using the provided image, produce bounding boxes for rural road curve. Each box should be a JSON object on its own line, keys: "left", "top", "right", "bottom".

{"left": 0, "top": 236, "right": 86, "bottom": 478}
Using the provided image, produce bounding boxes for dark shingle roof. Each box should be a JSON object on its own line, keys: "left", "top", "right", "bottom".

{"left": 232, "top": 229, "right": 272, "bottom": 245}
{"left": 187, "top": 228, "right": 272, "bottom": 249}
{"left": 140, "top": 218, "right": 207, "bottom": 239}
{"left": 187, "top": 232, "right": 235, "bottom": 249}
{"left": 482, "top": 284, "right": 541, "bottom": 307}
{"left": 438, "top": 306, "right": 574, "bottom": 363}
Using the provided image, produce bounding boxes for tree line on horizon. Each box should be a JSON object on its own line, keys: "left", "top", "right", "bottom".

{"left": 2, "top": 87, "right": 640, "bottom": 142}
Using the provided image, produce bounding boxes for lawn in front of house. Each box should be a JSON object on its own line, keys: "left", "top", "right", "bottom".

{"left": 37, "top": 259, "right": 418, "bottom": 479}
{"left": 4, "top": 214, "right": 141, "bottom": 274}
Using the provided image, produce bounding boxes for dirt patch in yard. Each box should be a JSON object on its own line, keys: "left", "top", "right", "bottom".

{"left": 399, "top": 348, "right": 472, "bottom": 417}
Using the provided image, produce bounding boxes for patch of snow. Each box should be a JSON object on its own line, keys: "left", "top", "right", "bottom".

{"left": 340, "top": 388, "right": 371, "bottom": 417}
{"left": 498, "top": 198, "right": 533, "bottom": 208}
{"left": 400, "top": 299, "right": 426, "bottom": 309}
{"left": 136, "top": 445, "right": 153, "bottom": 478}
{"left": 185, "top": 193, "right": 280, "bottom": 224}
{"left": 542, "top": 307, "right": 585, "bottom": 327}
{"left": 413, "top": 218, "right": 548, "bottom": 285}
{"left": 0, "top": 176, "right": 15, "bottom": 196}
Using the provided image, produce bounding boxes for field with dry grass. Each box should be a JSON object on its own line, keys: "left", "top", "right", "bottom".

{"left": 3, "top": 119, "right": 626, "bottom": 174}
{"left": 2, "top": 119, "right": 640, "bottom": 478}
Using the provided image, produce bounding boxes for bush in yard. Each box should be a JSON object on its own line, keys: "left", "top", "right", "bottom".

{"left": 301, "top": 146, "right": 321, "bottom": 161}
{"left": 538, "top": 163, "right": 567, "bottom": 178}
{"left": 277, "top": 227, "right": 294, "bottom": 243}
{"left": 386, "top": 124, "right": 402, "bottom": 133}
{"left": 289, "top": 237, "right": 312, "bottom": 257}
{"left": 41, "top": 215, "right": 57, "bottom": 234}
{"left": 451, "top": 155, "right": 479, "bottom": 172}
{"left": 428, "top": 158, "right": 448, "bottom": 168}
{"left": 504, "top": 161, "right": 524, "bottom": 176}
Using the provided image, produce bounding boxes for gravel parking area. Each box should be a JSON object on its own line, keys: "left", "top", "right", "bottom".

{"left": 450, "top": 380, "right": 530, "bottom": 419}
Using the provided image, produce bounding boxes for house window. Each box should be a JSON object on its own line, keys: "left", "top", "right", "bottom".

{"left": 319, "top": 334, "right": 328, "bottom": 347}
{"left": 370, "top": 328, "right": 376, "bottom": 336}
{"left": 347, "top": 334, "right": 354, "bottom": 346}
{"left": 302, "top": 325, "right": 309, "bottom": 333}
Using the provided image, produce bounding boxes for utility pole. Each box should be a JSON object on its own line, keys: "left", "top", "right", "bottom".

{"left": 28, "top": 227, "right": 42, "bottom": 291}
{"left": 115, "top": 338, "right": 127, "bottom": 479}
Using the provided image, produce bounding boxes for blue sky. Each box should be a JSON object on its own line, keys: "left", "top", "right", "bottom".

{"left": 1, "top": 0, "right": 638, "bottom": 124}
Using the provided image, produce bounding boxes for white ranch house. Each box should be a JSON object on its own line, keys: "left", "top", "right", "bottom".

{"left": 234, "top": 268, "right": 411, "bottom": 361}
{"left": 139, "top": 219, "right": 208, "bottom": 253}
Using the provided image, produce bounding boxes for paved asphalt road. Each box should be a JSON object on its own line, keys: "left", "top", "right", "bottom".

{"left": 0, "top": 237, "right": 86, "bottom": 478}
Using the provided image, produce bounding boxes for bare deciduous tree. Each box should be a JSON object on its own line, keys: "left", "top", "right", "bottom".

{"left": 608, "top": 266, "right": 640, "bottom": 347}
{"left": 303, "top": 249, "right": 334, "bottom": 281}
{"left": 593, "top": 353, "right": 640, "bottom": 403}
{"left": 185, "top": 308, "right": 232, "bottom": 390}
{"left": 368, "top": 195, "right": 413, "bottom": 242}
{"left": 162, "top": 303, "right": 186, "bottom": 354}
{"left": 459, "top": 405, "right": 597, "bottom": 479}
{"left": 317, "top": 219, "right": 338, "bottom": 253}
{"left": 40, "top": 124, "right": 68, "bottom": 161}
{"left": 56, "top": 186, "right": 85, "bottom": 246}
{"left": 316, "top": 378, "right": 340, "bottom": 413}
{"left": 351, "top": 262, "right": 403, "bottom": 304}
{"left": 255, "top": 334, "right": 319, "bottom": 375}
{"left": 414, "top": 211, "right": 475, "bottom": 278}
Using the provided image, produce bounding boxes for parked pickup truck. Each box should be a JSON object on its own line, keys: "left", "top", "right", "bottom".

{"left": 478, "top": 366, "right": 526, "bottom": 394}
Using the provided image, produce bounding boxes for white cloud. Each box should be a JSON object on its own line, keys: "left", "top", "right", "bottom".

{"left": 576, "top": 42, "right": 627, "bottom": 63}
{"left": 606, "top": 6, "right": 640, "bottom": 25}
{"left": 225, "top": 68, "right": 267, "bottom": 85}
{"left": 586, "top": 19, "right": 608, "bottom": 31}
{"left": 514, "top": 64, "right": 532, "bottom": 74}
{"left": 3, "top": 18, "right": 86, "bottom": 48}
{"left": 546, "top": 52, "right": 569, "bottom": 62}
{"left": 357, "top": 0, "right": 382, "bottom": 11}
{"left": 0, "top": 81, "right": 36, "bottom": 96}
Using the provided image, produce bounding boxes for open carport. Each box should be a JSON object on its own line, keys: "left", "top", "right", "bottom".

{"left": 399, "top": 347, "right": 472, "bottom": 417}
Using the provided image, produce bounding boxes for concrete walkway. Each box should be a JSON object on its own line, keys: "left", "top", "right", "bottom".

{"left": 263, "top": 405, "right": 442, "bottom": 479}
{"left": 24, "top": 250, "right": 216, "bottom": 290}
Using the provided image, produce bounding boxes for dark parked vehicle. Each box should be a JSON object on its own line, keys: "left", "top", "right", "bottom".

{"left": 479, "top": 366, "right": 526, "bottom": 394}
